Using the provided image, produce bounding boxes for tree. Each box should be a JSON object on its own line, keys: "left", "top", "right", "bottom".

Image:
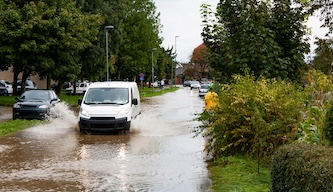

{"left": 201, "top": 0, "right": 310, "bottom": 83}
{"left": 190, "top": 44, "right": 210, "bottom": 81}
{"left": 116, "top": 0, "right": 162, "bottom": 81}
{"left": 310, "top": 0, "right": 333, "bottom": 34}
{"left": 77, "top": 0, "right": 131, "bottom": 81}
{"left": 311, "top": 38, "right": 333, "bottom": 74}
{"left": 78, "top": 0, "right": 165, "bottom": 82}
{"left": 0, "top": 0, "right": 103, "bottom": 94}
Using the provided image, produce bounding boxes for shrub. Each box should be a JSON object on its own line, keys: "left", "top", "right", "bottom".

{"left": 195, "top": 74, "right": 305, "bottom": 159}
{"left": 297, "top": 69, "right": 333, "bottom": 145}
{"left": 324, "top": 101, "right": 333, "bottom": 144}
{"left": 271, "top": 143, "right": 333, "bottom": 192}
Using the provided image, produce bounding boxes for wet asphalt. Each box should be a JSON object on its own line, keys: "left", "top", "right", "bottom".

{"left": 0, "top": 87, "right": 211, "bottom": 192}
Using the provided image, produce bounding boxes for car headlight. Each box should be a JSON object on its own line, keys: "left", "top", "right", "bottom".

{"left": 80, "top": 108, "right": 90, "bottom": 117}
{"left": 38, "top": 105, "right": 49, "bottom": 109}
{"left": 13, "top": 103, "right": 21, "bottom": 108}
{"left": 118, "top": 108, "right": 129, "bottom": 116}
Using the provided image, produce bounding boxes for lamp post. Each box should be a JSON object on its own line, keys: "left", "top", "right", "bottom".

{"left": 105, "top": 25, "right": 114, "bottom": 81}
{"left": 172, "top": 36, "right": 179, "bottom": 87}
{"left": 152, "top": 48, "right": 157, "bottom": 92}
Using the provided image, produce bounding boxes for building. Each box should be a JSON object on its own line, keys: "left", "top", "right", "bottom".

{"left": 0, "top": 67, "right": 49, "bottom": 89}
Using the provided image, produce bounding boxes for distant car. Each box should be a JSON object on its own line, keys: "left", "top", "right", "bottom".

{"left": 12, "top": 89, "right": 60, "bottom": 120}
{"left": 190, "top": 81, "right": 201, "bottom": 90}
{"left": 0, "top": 82, "right": 9, "bottom": 96}
{"left": 17, "top": 79, "right": 37, "bottom": 93}
{"left": 198, "top": 84, "right": 209, "bottom": 97}
{"left": 183, "top": 80, "right": 191, "bottom": 87}
{"left": 66, "top": 82, "right": 90, "bottom": 95}
{"left": 51, "top": 81, "right": 72, "bottom": 90}
{"left": 152, "top": 81, "right": 160, "bottom": 88}
{"left": 0, "top": 80, "right": 13, "bottom": 95}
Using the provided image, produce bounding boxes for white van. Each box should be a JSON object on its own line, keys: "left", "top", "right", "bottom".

{"left": 78, "top": 81, "right": 141, "bottom": 133}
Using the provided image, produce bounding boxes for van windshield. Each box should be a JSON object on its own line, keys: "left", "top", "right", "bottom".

{"left": 84, "top": 88, "right": 129, "bottom": 105}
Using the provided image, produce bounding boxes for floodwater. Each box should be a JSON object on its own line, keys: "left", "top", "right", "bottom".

{"left": 0, "top": 106, "right": 12, "bottom": 122}
{"left": 0, "top": 87, "right": 211, "bottom": 192}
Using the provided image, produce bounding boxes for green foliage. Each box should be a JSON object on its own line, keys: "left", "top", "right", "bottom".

{"left": 297, "top": 69, "right": 333, "bottom": 145}
{"left": 324, "top": 101, "right": 333, "bottom": 145}
{"left": 271, "top": 143, "right": 333, "bottom": 192}
{"left": 117, "top": 0, "right": 162, "bottom": 80}
{"left": 1, "top": 0, "right": 169, "bottom": 87}
{"left": 196, "top": 69, "right": 333, "bottom": 160}
{"left": 201, "top": 0, "right": 309, "bottom": 83}
{"left": 0, "top": 0, "right": 103, "bottom": 91}
{"left": 311, "top": 38, "right": 333, "bottom": 75}
{"left": 195, "top": 74, "right": 305, "bottom": 159}
{"left": 0, "top": 96, "right": 16, "bottom": 106}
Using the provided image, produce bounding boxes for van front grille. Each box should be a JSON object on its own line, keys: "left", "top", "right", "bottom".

{"left": 90, "top": 117, "right": 115, "bottom": 120}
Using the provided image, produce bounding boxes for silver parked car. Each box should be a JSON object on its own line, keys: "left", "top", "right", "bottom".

{"left": 17, "top": 79, "right": 37, "bottom": 93}
{"left": 190, "top": 81, "right": 201, "bottom": 90}
{"left": 198, "top": 84, "right": 209, "bottom": 97}
{"left": 0, "top": 80, "right": 13, "bottom": 95}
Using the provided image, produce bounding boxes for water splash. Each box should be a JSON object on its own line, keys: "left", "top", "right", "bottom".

{"left": 48, "top": 102, "right": 78, "bottom": 127}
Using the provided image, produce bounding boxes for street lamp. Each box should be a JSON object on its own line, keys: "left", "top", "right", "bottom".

{"left": 172, "top": 36, "right": 179, "bottom": 87}
{"left": 105, "top": 25, "right": 114, "bottom": 81}
{"left": 152, "top": 48, "right": 157, "bottom": 92}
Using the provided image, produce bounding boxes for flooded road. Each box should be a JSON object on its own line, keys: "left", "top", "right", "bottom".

{"left": 0, "top": 87, "right": 211, "bottom": 191}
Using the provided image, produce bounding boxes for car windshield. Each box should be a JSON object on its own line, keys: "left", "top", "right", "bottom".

{"left": 20, "top": 90, "right": 50, "bottom": 100}
{"left": 84, "top": 88, "right": 129, "bottom": 105}
{"left": 192, "top": 81, "right": 200, "bottom": 84}
{"left": 200, "top": 84, "right": 209, "bottom": 89}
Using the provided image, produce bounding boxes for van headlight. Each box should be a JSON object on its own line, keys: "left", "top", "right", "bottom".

{"left": 80, "top": 108, "right": 90, "bottom": 117}
{"left": 118, "top": 108, "right": 129, "bottom": 116}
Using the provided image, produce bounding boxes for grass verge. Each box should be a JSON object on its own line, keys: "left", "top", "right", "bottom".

{"left": 209, "top": 156, "right": 271, "bottom": 192}
{"left": 139, "top": 86, "right": 179, "bottom": 98}
{"left": 0, "top": 96, "right": 16, "bottom": 106}
{"left": 58, "top": 86, "right": 179, "bottom": 106}
{"left": 0, "top": 119, "right": 43, "bottom": 136}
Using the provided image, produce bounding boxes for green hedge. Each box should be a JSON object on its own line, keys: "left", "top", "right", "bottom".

{"left": 271, "top": 143, "right": 333, "bottom": 192}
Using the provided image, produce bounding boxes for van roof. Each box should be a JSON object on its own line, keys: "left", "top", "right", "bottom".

{"left": 87, "top": 81, "right": 137, "bottom": 89}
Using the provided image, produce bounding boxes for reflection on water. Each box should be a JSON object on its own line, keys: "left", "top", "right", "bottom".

{"left": 0, "top": 87, "right": 211, "bottom": 191}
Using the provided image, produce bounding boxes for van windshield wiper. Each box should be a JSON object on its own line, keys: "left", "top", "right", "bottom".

{"left": 84, "top": 101, "right": 126, "bottom": 105}
{"left": 101, "top": 102, "right": 118, "bottom": 104}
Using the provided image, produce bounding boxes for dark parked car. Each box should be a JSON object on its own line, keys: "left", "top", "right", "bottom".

{"left": 183, "top": 80, "right": 191, "bottom": 87}
{"left": 13, "top": 89, "right": 60, "bottom": 120}
{"left": 51, "top": 81, "right": 72, "bottom": 90}
{"left": 0, "top": 82, "right": 9, "bottom": 96}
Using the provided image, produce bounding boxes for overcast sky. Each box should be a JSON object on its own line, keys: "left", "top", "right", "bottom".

{"left": 153, "top": 0, "right": 327, "bottom": 63}
{"left": 154, "top": 0, "right": 219, "bottom": 63}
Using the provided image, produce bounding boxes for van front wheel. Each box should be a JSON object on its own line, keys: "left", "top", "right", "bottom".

{"left": 125, "top": 121, "right": 131, "bottom": 130}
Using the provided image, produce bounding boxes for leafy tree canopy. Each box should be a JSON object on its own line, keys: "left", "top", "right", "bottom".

{"left": 201, "top": 0, "right": 310, "bottom": 83}
{"left": 0, "top": 0, "right": 103, "bottom": 92}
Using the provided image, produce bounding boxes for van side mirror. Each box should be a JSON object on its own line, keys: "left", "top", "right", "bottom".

{"left": 132, "top": 98, "right": 138, "bottom": 105}
{"left": 78, "top": 98, "right": 82, "bottom": 105}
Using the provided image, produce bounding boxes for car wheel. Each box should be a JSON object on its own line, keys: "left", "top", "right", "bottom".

{"left": 79, "top": 127, "right": 87, "bottom": 134}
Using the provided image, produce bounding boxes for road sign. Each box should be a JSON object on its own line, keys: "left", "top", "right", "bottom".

{"left": 139, "top": 73, "right": 144, "bottom": 81}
